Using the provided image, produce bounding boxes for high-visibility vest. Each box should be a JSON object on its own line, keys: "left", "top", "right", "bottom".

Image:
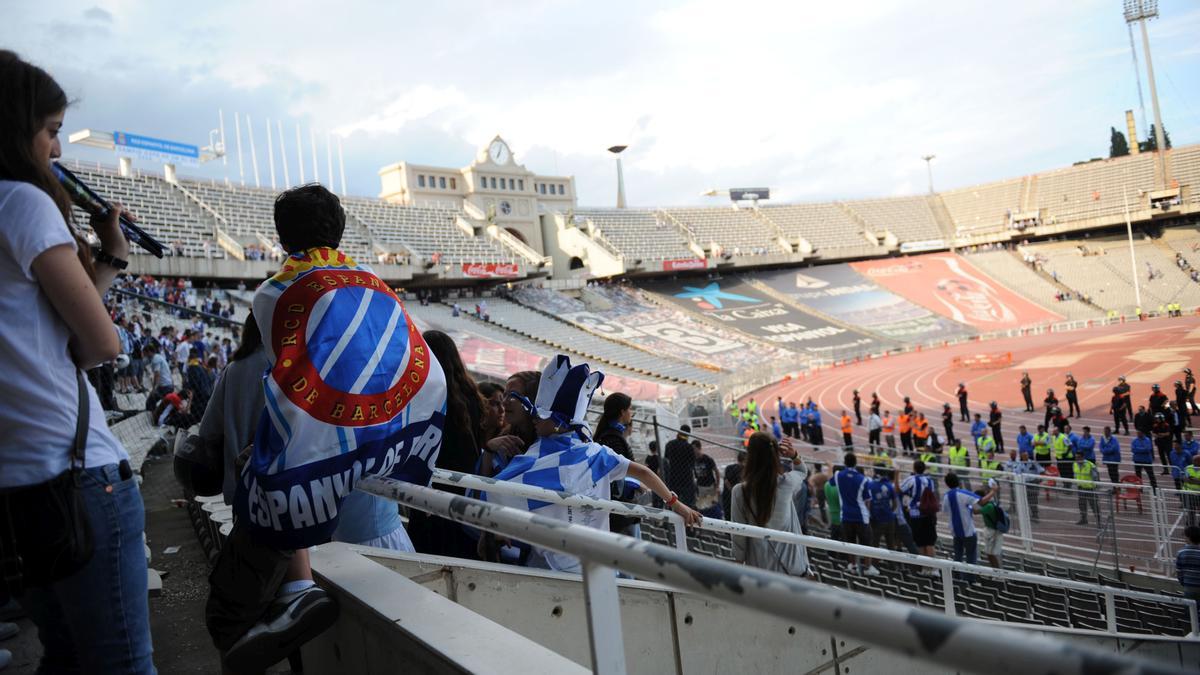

{"left": 1186, "top": 465, "right": 1200, "bottom": 493}
{"left": 920, "top": 451, "right": 938, "bottom": 465}
{"left": 980, "top": 457, "right": 1001, "bottom": 480}
{"left": 1074, "top": 461, "right": 1096, "bottom": 489}
{"left": 948, "top": 445, "right": 969, "bottom": 467}
{"left": 841, "top": 416, "right": 853, "bottom": 434}
{"left": 1033, "top": 433, "right": 1051, "bottom": 458}
{"left": 747, "top": 400, "right": 757, "bottom": 415}
{"left": 1053, "top": 434, "right": 1072, "bottom": 460}
{"left": 898, "top": 414, "right": 911, "bottom": 434}
{"left": 882, "top": 416, "right": 895, "bottom": 433}
{"left": 874, "top": 452, "right": 892, "bottom": 467}
{"left": 913, "top": 420, "right": 930, "bottom": 440}
{"left": 978, "top": 437, "right": 996, "bottom": 458}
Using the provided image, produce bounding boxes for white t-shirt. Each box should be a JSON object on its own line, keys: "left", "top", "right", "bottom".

{"left": 0, "top": 181, "right": 128, "bottom": 488}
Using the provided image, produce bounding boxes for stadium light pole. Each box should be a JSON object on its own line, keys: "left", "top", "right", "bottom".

{"left": 608, "top": 145, "right": 628, "bottom": 209}
{"left": 1123, "top": 0, "right": 1169, "bottom": 187}
{"left": 922, "top": 154, "right": 936, "bottom": 194}
{"left": 1122, "top": 186, "right": 1143, "bottom": 312}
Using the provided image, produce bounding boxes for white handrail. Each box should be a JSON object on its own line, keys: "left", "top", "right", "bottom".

{"left": 360, "top": 476, "right": 1186, "bottom": 675}
{"left": 432, "top": 468, "right": 1198, "bottom": 635}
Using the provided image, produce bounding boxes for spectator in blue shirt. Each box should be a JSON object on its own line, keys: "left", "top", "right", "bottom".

{"left": 1076, "top": 426, "right": 1096, "bottom": 463}
{"left": 1177, "top": 526, "right": 1200, "bottom": 604}
{"left": 832, "top": 453, "right": 877, "bottom": 576}
{"left": 942, "top": 472, "right": 996, "bottom": 582}
{"left": 970, "top": 414, "right": 987, "bottom": 449}
{"left": 1170, "top": 441, "right": 1193, "bottom": 491}
{"left": 1099, "top": 427, "right": 1122, "bottom": 484}
{"left": 770, "top": 416, "right": 783, "bottom": 441}
{"left": 868, "top": 469, "right": 898, "bottom": 551}
{"left": 1015, "top": 425, "right": 1033, "bottom": 457}
{"left": 1131, "top": 430, "right": 1158, "bottom": 490}
{"left": 1184, "top": 430, "right": 1199, "bottom": 457}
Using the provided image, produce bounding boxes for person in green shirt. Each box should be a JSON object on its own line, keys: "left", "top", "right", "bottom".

{"left": 976, "top": 488, "right": 1004, "bottom": 568}
{"left": 823, "top": 465, "right": 842, "bottom": 542}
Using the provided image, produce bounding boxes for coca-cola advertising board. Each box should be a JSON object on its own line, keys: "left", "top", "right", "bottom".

{"left": 850, "top": 253, "right": 1061, "bottom": 330}
{"left": 461, "top": 262, "right": 521, "bottom": 278}
{"left": 662, "top": 258, "right": 707, "bottom": 272}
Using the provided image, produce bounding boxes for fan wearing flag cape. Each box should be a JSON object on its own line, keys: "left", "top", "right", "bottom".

{"left": 488, "top": 354, "right": 701, "bottom": 573}
{"left": 207, "top": 185, "right": 447, "bottom": 673}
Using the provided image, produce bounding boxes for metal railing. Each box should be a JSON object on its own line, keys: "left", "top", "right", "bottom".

{"left": 429, "top": 468, "right": 1199, "bottom": 638}
{"left": 358, "top": 475, "right": 1186, "bottom": 675}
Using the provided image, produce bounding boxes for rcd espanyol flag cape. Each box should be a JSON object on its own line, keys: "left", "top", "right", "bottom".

{"left": 234, "top": 248, "right": 446, "bottom": 548}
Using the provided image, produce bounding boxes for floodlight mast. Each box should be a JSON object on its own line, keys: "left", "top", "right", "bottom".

{"left": 608, "top": 145, "right": 628, "bottom": 209}
{"left": 1123, "top": 0, "right": 1170, "bottom": 188}
{"left": 922, "top": 154, "right": 936, "bottom": 194}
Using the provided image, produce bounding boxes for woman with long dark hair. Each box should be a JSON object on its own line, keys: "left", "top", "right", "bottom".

{"left": 408, "top": 330, "right": 487, "bottom": 558}
{"left": 729, "top": 432, "right": 810, "bottom": 576}
{"left": 198, "top": 311, "right": 266, "bottom": 504}
{"left": 0, "top": 51, "right": 155, "bottom": 671}
{"left": 594, "top": 393, "right": 641, "bottom": 536}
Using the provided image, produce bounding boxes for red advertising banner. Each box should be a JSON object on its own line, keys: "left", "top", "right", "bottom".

{"left": 662, "top": 258, "right": 707, "bottom": 272}
{"left": 461, "top": 262, "right": 521, "bottom": 278}
{"left": 850, "top": 253, "right": 1062, "bottom": 330}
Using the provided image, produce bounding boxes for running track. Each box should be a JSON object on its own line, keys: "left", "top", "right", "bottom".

{"left": 737, "top": 315, "right": 1200, "bottom": 572}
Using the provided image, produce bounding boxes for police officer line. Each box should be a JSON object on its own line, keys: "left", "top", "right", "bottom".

{"left": 425, "top": 468, "right": 1199, "bottom": 638}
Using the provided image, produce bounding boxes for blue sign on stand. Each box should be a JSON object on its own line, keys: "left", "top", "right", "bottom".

{"left": 113, "top": 131, "right": 199, "bottom": 160}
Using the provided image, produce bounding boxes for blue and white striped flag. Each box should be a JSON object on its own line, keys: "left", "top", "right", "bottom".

{"left": 234, "top": 248, "right": 446, "bottom": 548}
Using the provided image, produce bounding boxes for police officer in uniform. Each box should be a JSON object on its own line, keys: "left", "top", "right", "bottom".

{"left": 1065, "top": 373, "right": 1080, "bottom": 418}
{"left": 987, "top": 401, "right": 1004, "bottom": 453}
{"left": 1020, "top": 371, "right": 1034, "bottom": 412}
{"left": 1110, "top": 386, "right": 1130, "bottom": 435}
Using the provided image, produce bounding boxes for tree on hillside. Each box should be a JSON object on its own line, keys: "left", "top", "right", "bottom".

{"left": 1109, "top": 127, "right": 1130, "bottom": 158}
{"left": 1139, "top": 124, "right": 1173, "bottom": 152}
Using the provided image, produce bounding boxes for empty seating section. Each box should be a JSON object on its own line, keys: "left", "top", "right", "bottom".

{"left": 1035, "top": 153, "right": 1156, "bottom": 225}
{"left": 638, "top": 520, "right": 1193, "bottom": 637}
{"left": 1031, "top": 237, "right": 1200, "bottom": 311}
{"left": 663, "top": 206, "right": 772, "bottom": 253}
{"left": 964, "top": 251, "right": 1102, "bottom": 320}
{"left": 575, "top": 209, "right": 695, "bottom": 261}
{"left": 1170, "top": 145, "right": 1200, "bottom": 205}
{"left": 843, "top": 196, "right": 942, "bottom": 242}
{"left": 760, "top": 203, "right": 865, "bottom": 251}
{"left": 184, "top": 179, "right": 377, "bottom": 261}
{"left": 480, "top": 298, "right": 719, "bottom": 384}
{"left": 942, "top": 178, "right": 1022, "bottom": 235}
{"left": 65, "top": 163, "right": 221, "bottom": 258}
{"left": 342, "top": 197, "right": 515, "bottom": 263}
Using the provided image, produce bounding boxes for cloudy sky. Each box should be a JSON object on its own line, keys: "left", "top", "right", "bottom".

{"left": 4, "top": 1, "right": 1199, "bottom": 206}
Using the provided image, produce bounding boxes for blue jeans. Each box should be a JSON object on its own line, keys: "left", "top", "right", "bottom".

{"left": 952, "top": 534, "right": 978, "bottom": 583}
{"left": 18, "top": 463, "right": 156, "bottom": 674}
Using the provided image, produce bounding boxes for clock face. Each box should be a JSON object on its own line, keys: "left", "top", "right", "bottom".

{"left": 499, "top": 200, "right": 512, "bottom": 216}
{"left": 489, "top": 140, "right": 510, "bottom": 165}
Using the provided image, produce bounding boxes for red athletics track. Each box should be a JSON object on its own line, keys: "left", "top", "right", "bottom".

{"left": 744, "top": 315, "right": 1200, "bottom": 456}
{"left": 738, "top": 315, "right": 1200, "bottom": 571}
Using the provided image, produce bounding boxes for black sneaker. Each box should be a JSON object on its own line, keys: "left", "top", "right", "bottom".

{"left": 223, "top": 585, "right": 338, "bottom": 673}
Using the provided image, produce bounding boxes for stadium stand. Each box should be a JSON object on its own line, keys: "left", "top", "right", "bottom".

{"left": 509, "top": 284, "right": 796, "bottom": 371}
{"left": 663, "top": 206, "right": 781, "bottom": 255}
{"left": 842, "top": 195, "right": 943, "bottom": 244}
{"left": 342, "top": 196, "right": 518, "bottom": 263}
{"left": 963, "top": 249, "right": 1103, "bottom": 320}
{"left": 574, "top": 208, "right": 696, "bottom": 261}
{"left": 64, "top": 161, "right": 223, "bottom": 258}
{"left": 1030, "top": 235, "right": 1200, "bottom": 311}
{"left": 1034, "top": 152, "right": 1158, "bottom": 225}
{"left": 759, "top": 202, "right": 873, "bottom": 253}
{"left": 941, "top": 177, "right": 1024, "bottom": 237}
{"left": 472, "top": 297, "right": 722, "bottom": 386}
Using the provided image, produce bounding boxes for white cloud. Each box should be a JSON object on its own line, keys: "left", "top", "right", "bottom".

{"left": 3, "top": 0, "right": 1198, "bottom": 206}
